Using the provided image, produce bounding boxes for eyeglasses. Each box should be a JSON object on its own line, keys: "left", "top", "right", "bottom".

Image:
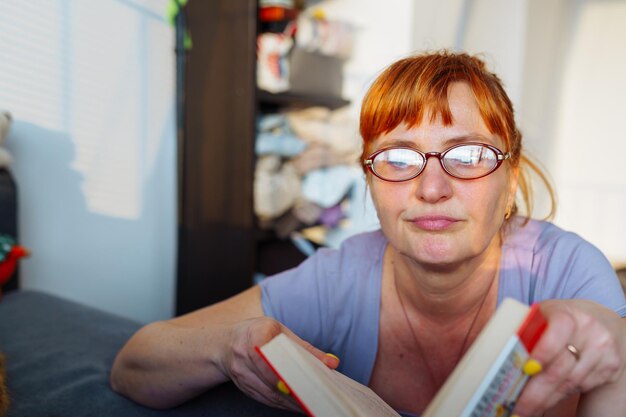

{"left": 364, "top": 142, "right": 511, "bottom": 182}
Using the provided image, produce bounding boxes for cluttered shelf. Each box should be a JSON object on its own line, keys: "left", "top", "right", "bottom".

{"left": 253, "top": 2, "right": 373, "bottom": 279}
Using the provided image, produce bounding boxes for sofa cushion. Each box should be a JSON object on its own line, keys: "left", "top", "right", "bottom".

{"left": 0, "top": 290, "right": 297, "bottom": 416}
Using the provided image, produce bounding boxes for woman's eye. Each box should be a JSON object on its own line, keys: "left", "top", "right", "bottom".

{"left": 388, "top": 160, "right": 410, "bottom": 169}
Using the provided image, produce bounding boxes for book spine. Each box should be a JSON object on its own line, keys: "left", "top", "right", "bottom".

{"left": 254, "top": 346, "right": 317, "bottom": 417}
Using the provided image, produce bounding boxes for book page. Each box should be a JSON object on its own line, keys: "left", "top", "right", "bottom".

{"left": 259, "top": 334, "right": 401, "bottom": 417}
{"left": 329, "top": 371, "right": 402, "bottom": 417}
{"left": 286, "top": 341, "right": 401, "bottom": 417}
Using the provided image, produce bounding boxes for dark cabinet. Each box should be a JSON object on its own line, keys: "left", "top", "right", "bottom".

{"left": 176, "top": 0, "right": 349, "bottom": 314}
{"left": 176, "top": 0, "right": 258, "bottom": 315}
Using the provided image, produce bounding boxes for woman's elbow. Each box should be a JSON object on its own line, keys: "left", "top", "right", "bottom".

{"left": 109, "top": 364, "right": 174, "bottom": 410}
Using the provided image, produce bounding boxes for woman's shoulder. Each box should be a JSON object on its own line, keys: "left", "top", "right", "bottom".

{"left": 504, "top": 216, "right": 594, "bottom": 257}
{"left": 261, "top": 229, "right": 387, "bottom": 291}
{"left": 501, "top": 217, "right": 613, "bottom": 289}
{"left": 501, "top": 217, "right": 624, "bottom": 312}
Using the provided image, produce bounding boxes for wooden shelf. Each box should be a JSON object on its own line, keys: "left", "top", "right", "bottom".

{"left": 257, "top": 89, "right": 350, "bottom": 110}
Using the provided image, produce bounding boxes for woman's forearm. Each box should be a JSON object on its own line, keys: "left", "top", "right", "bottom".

{"left": 110, "top": 320, "right": 232, "bottom": 409}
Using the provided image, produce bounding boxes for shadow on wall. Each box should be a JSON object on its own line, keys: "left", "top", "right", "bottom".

{"left": 10, "top": 122, "right": 87, "bottom": 234}
{"left": 6, "top": 120, "right": 176, "bottom": 322}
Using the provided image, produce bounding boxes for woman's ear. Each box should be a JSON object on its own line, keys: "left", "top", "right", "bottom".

{"left": 507, "top": 165, "right": 520, "bottom": 208}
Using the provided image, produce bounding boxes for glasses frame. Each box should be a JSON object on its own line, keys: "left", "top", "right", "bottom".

{"left": 364, "top": 142, "right": 511, "bottom": 182}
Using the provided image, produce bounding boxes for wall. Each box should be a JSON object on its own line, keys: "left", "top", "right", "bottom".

{"left": 0, "top": 0, "right": 176, "bottom": 323}
{"left": 549, "top": 0, "right": 626, "bottom": 264}
{"left": 411, "top": 0, "right": 528, "bottom": 106}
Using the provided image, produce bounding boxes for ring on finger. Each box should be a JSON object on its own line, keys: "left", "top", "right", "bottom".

{"left": 566, "top": 344, "right": 581, "bottom": 361}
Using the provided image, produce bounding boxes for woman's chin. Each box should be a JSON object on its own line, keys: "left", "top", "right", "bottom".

{"left": 404, "top": 240, "right": 463, "bottom": 268}
{"left": 411, "top": 252, "right": 461, "bottom": 270}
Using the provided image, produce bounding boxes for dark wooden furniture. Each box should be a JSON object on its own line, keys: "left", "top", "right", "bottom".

{"left": 176, "top": 0, "right": 258, "bottom": 314}
{"left": 176, "top": 1, "right": 349, "bottom": 314}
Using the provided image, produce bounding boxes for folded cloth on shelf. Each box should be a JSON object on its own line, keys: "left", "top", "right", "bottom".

{"left": 301, "top": 165, "right": 358, "bottom": 208}
{"left": 292, "top": 198, "right": 324, "bottom": 225}
{"left": 256, "top": 114, "right": 307, "bottom": 157}
{"left": 254, "top": 155, "right": 301, "bottom": 219}
{"left": 256, "top": 132, "right": 307, "bottom": 158}
{"left": 287, "top": 107, "right": 360, "bottom": 154}
{"left": 319, "top": 203, "right": 344, "bottom": 228}
{"left": 291, "top": 143, "right": 357, "bottom": 175}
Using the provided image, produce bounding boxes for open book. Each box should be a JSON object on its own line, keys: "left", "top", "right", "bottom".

{"left": 256, "top": 298, "right": 547, "bottom": 417}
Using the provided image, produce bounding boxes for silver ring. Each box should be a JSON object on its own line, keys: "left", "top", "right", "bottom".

{"left": 566, "top": 344, "right": 581, "bottom": 361}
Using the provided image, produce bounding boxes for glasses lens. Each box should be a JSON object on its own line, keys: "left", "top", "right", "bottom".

{"left": 372, "top": 148, "right": 425, "bottom": 181}
{"left": 443, "top": 145, "right": 499, "bottom": 179}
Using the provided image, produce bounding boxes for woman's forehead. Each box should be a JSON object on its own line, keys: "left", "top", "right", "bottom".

{"left": 365, "top": 82, "right": 510, "bottom": 152}
{"left": 373, "top": 126, "right": 502, "bottom": 150}
{"left": 373, "top": 95, "right": 502, "bottom": 149}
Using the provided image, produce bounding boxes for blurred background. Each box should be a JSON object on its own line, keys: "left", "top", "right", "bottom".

{"left": 0, "top": 0, "right": 624, "bottom": 323}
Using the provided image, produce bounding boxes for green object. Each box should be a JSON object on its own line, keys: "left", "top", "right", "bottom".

{"left": 183, "top": 31, "right": 193, "bottom": 50}
{"left": 167, "top": 0, "right": 192, "bottom": 50}
{"left": 0, "top": 234, "right": 15, "bottom": 263}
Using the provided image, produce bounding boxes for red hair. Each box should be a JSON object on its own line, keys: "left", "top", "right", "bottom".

{"left": 359, "top": 51, "right": 555, "bottom": 221}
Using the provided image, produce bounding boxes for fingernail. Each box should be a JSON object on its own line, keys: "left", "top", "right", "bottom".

{"left": 325, "top": 353, "right": 340, "bottom": 362}
{"left": 523, "top": 358, "right": 543, "bottom": 376}
{"left": 276, "top": 380, "right": 290, "bottom": 395}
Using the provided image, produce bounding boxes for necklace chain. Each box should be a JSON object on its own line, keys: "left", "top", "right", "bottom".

{"left": 393, "top": 264, "right": 495, "bottom": 389}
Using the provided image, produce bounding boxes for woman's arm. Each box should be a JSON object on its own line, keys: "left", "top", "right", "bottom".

{"left": 513, "top": 300, "right": 626, "bottom": 417}
{"left": 109, "top": 285, "right": 338, "bottom": 410}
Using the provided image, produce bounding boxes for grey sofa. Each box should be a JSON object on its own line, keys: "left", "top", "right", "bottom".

{"left": 0, "top": 290, "right": 298, "bottom": 417}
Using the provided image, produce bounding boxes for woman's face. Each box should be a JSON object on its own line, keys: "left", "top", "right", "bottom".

{"left": 368, "top": 82, "right": 517, "bottom": 269}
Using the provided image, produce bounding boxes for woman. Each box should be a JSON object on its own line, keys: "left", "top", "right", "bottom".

{"left": 110, "top": 51, "right": 626, "bottom": 417}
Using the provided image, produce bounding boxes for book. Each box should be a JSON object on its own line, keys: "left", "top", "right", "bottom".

{"left": 256, "top": 297, "right": 547, "bottom": 417}
{"left": 423, "top": 298, "right": 547, "bottom": 417}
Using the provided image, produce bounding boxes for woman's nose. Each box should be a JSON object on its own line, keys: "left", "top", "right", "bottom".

{"left": 414, "top": 156, "right": 453, "bottom": 203}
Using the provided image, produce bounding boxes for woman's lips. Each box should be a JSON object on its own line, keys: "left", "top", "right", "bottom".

{"left": 411, "top": 216, "right": 459, "bottom": 231}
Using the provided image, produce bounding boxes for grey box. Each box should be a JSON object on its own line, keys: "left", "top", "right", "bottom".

{"left": 289, "top": 47, "right": 343, "bottom": 97}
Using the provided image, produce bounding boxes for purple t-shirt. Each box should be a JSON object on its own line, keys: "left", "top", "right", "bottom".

{"left": 260, "top": 218, "right": 626, "bottom": 387}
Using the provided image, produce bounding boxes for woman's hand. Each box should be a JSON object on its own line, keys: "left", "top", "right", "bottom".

{"left": 218, "top": 317, "right": 340, "bottom": 413}
{"left": 513, "top": 299, "right": 626, "bottom": 417}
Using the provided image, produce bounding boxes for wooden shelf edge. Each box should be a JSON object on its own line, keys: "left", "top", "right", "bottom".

{"left": 257, "top": 89, "right": 350, "bottom": 110}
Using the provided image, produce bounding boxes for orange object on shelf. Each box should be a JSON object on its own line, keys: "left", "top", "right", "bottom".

{"left": 259, "top": 6, "right": 298, "bottom": 22}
